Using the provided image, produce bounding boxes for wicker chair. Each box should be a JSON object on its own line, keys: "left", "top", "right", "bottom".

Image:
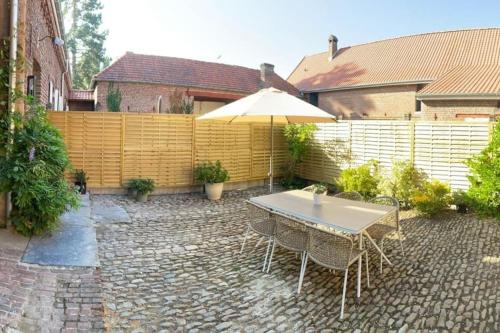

{"left": 266, "top": 213, "right": 309, "bottom": 294}
{"left": 333, "top": 191, "right": 363, "bottom": 201}
{"left": 366, "top": 196, "right": 404, "bottom": 273}
{"left": 241, "top": 202, "right": 276, "bottom": 272}
{"left": 301, "top": 227, "right": 369, "bottom": 319}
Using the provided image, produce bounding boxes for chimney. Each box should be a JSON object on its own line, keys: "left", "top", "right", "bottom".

{"left": 328, "top": 34, "right": 338, "bottom": 60}
{"left": 260, "top": 63, "right": 274, "bottom": 87}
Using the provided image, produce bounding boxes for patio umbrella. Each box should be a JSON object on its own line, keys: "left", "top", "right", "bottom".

{"left": 197, "top": 87, "right": 336, "bottom": 192}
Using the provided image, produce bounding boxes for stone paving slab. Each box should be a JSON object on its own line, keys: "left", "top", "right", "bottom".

{"left": 22, "top": 194, "right": 99, "bottom": 267}
{"left": 91, "top": 199, "right": 131, "bottom": 224}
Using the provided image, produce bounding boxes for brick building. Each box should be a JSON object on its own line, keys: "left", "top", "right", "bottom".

{"left": 0, "top": 0, "right": 69, "bottom": 225}
{"left": 288, "top": 29, "right": 500, "bottom": 120}
{"left": 91, "top": 52, "right": 298, "bottom": 114}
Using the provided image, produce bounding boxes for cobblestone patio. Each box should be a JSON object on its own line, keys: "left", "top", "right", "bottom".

{"left": 96, "top": 187, "right": 499, "bottom": 332}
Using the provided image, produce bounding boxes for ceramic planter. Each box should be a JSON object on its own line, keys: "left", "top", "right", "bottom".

{"left": 313, "top": 191, "right": 327, "bottom": 205}
{"left": 136, "top": 192, "right": 149, "bottom": 202}
{"left": 205, "top": 182, "right": 224, "bottom": 200}
{"left": 128, "top": 188, "right": 138, "bottom": 199}
{"left": 75, "top": 182, "right": 87, "bottom": 195}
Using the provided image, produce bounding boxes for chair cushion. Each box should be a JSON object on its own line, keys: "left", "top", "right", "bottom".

{"left": 366, "top": 223, "right": 397, "bottom": 240}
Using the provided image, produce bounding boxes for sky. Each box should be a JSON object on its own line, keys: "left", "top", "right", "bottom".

{"left": 101, "top": 0, "right": 500, "bottom": 78}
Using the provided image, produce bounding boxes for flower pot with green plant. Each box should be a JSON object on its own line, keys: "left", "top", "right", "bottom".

{"left": 311, "top": 183, "right": 328, "bottom": 205}
{"left": 74, "top": 169, "right": 88, "bottom": 194}
{"left": 194, "top": 160, "right": 230, "bottom": 200}
{"left": 126, "top": 179, "right": 140, "bottom": 198}
{"left": 452, "top": 190, "right": 469, "bottom": 214}
{"left": 129, "top": 179, "right": 155, "bottom": 202}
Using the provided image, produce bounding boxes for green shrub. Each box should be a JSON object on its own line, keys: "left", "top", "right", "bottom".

{"left": 337, "top": 161, "right": 380, "bottom": 199}
{"left": 0, "top": 98, "right": 80, "bottom": 236}
{"left": 465, "top": 122, "right": 499, "bottom": 219}
{"left": 106, "top": 82, "right": 122, "bottom": 112}
{"left": 412, "top": 179, "right": 451, "bottom": 218}
{"left": 310, "top": 183, "right": 328, "bottom": 194}
{"left": 380, "top": 160, "right": 427, "bottom": 209}
{"left": 128, "top": 178, "right": 155, "bottom": 195}
{"left": 194, "top": 160, "right": 230, "bottom": 184}
{"left": 281, "top": 123, "right": 317, "bottom": 188}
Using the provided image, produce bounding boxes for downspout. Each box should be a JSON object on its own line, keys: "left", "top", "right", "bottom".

{"left": 61, "top": 59, "right": 69, "bottom": 111}
{"left": 6, "top": 0, "right": 19, "bottom": 222}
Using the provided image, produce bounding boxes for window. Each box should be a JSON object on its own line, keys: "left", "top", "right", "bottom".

{"left": 309, "top": 93, "right": 319, "bottom": 107}
{"left": 27, "top": 75, "right": 35, "bottom": 96}
{"left": 48, "top": 81, "right": 54, "bottom": 108}
{"left": 415, "top": 99, "right": 422, "bottom": 112}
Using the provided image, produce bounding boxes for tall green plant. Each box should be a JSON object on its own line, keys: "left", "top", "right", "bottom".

{"left": 337, "top": 161, "right": 381, "bottom": 199}
{"left": 282, "top": 123, "right": 317, "bottom": 187}
{"left": 0, "top": 97, "right": 80, "bottom": 235}
{"left": 380, "top": 160, "right": 427, "bottom": 209}
{"left": 466, "top": 122, "right": 499, "bottom": 219}
{"left": 106, "top": 82, "right": 122, "bottom": 112}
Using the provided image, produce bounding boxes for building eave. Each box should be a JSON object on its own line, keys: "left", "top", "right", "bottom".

{"left": 300, "top": 80, "right": 433, "bottom": 93}
{"left": 417, "top": 94, "right": 500, "bottom": 101}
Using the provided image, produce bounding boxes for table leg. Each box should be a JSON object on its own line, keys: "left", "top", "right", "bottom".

{"left": 363, "top": 231, "right": 392, "bottom": 266}
{"left": 357, "top": 233, "right": 362, "bottom": 298}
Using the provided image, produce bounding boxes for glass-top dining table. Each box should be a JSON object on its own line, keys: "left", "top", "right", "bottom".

{"left": 249, "top": 190, "right": 396, "bottom": 297}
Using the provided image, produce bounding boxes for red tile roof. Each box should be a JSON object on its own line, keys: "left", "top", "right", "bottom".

{"left": 417, "top": 65, "right": 500, "bottom": 99}
{"left": 93, "top": 52, "right": 299, "bottom": 96}
{"left": 69, "top": 90, "right": 94, "bottom": 100}
{"left": 288, "top": 28, "right": 500, "bottom": 92}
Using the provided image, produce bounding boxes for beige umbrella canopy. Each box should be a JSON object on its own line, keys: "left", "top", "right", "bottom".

{"left": 197, "top": 87, "right": 336, "bottom": 192}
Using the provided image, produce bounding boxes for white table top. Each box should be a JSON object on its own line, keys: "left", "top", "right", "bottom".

{"left": 249, "top": 190, "right": 396, "bottom": 235}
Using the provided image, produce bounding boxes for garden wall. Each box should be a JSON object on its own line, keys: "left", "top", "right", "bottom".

{"left": 48, "top": 111, "right": 286, "bottom": 190}
{"left": 298, "top": 120, "right": 494, "bottom": 190}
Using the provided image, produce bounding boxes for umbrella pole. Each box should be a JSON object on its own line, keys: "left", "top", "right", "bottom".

{"left": 269, "top": 115, "right": 274, "bottom": 193}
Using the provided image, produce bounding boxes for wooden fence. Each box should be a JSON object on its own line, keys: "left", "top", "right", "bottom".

{"left": 49, "top": 112, "right": 493, "bottom": 191}
{"left": 298, "top": 120, "right": 494, "bottom": 190}
{"left": 48, "top": 112, "right": 286, "bottom": 188}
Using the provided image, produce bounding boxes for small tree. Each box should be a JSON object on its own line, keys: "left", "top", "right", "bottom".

{"left": 166, "top": 89, "right": 194, "bottom": 114}
{"left": 466, "top": 122, "right": 499, "bottom": 219}
{"left": 106, "top": 82, "right": 122, "bottom": 112}
{"left": 282, "top": 123, "right": 317, "bottom": 187}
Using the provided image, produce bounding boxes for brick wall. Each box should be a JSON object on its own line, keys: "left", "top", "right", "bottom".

{"left": 422, "top": 100, "right": 499, "bottom": 120}
{"left": 95, "top": 81, "right": 242, "bottom": 112}
{"left": 25, "top": 0, "right": 70, "bottom": 109}
{"left": 317, "top": 85, "right": 418, "bottom": 119}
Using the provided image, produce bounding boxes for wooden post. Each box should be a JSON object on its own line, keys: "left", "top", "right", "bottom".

{"left": 409, "top": 121, "right": 416, "bottom": 165}
{"left": 120, "top": 114, "right": 125, "bottom": 187}
{"left": 191, "top": 115, "right": 196, "bottom": 185}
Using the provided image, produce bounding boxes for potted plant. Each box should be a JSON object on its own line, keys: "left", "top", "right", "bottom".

{"left": 129, "top": 178, "right": 155, "bottom": 202}
{"left": 126, "top": 179, "right": 139, "bottom": 198}
{"left": 194, "top": 160, "right": 230, "bottom": 200}
{"left": 452, "top": 190, "right": 469, "bottom": 214}
{"left": 311, "top": 183, "right": 328, "bottom": 205}
{"left": 74, "top": 169, "right": 88, "bottom": 194}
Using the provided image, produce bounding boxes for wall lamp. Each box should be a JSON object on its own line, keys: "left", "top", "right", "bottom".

{"left": 38, "top": 35, "right": 64, "bottom": 46}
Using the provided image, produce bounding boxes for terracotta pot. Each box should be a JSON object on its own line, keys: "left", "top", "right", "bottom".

{"left": 313, "top": 192, "right": 326, "bottom": 205}
{"left": 205, "top": 183, "right": 224, "bottom": 200}
{"left": 136, "top": 192, "right": 149, "bottom": 202}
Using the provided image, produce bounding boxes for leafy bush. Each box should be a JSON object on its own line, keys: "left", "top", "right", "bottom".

{"left": 194, "top": 160, "right": 230, "bottom": 184}
{"left": 166, "top": 89, "right": 194, "bottom": 114}
{"left": 337, "top": 161, "right": 380, "bottom": 199}
{"left": 465, "top": 122, "right": 499, "bottom": 219}
{"left": 106, "top": 82, "right": 122, "bottom": 112}
{"left": 412, "top": 179, "right": 451, "bottom": 218}
{"left": 0, "top": 98, "right": 80, "bottom": 236}
{"left": 281, "top": 123, "right": 317, "bottom": 187}
{"left": 128, "top": 178, "right": 155, "bottom": 195}
{"left": 380, "top": 160, "right": 427, "bottom": 209}
{"left": 74, "top": 169, "right": 88, "bottom": 183}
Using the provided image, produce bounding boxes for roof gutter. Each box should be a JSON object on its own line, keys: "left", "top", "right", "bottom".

{"left": 299, "top": 80, "right": 433, "bottom": 93}
{"left": 417, "top": 94, "right": 500, "bottom": 101}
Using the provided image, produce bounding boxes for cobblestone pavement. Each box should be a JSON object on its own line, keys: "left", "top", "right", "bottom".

{"left": 96, "top": 187, "right": 500, "bottom": 332}
{"left": 0, "top": 237, "right": 104, "bottom": 332}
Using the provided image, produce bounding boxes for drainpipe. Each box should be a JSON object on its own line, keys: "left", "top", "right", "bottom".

{"left": 61, "top": 59, "right": 69, "bottom": 111}
{"left": 5, "top": 0, "right": 19, "bottom": 222}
